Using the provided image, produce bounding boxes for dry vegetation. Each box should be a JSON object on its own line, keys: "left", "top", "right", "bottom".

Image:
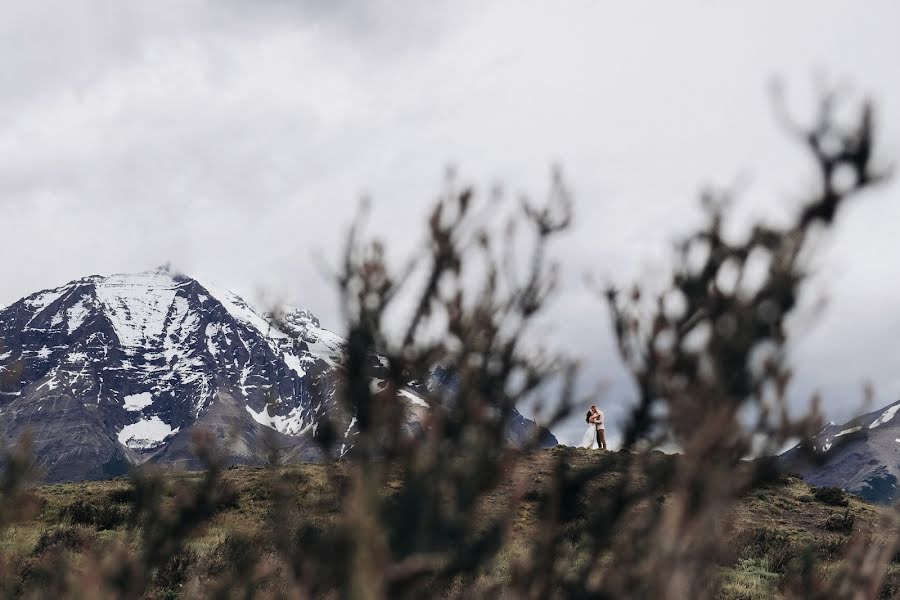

{"left": 2, "top": 448, "right": 898, "bottom": 599}
{"left": 2, "top": 88, "right": 898, "bottom": 599}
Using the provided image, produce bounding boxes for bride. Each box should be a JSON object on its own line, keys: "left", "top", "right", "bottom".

{"left": 580, "top": 421, "right": 599, "bottom": 449}
{"left": 580, "top": 406, "right": 602, "bottom": 449}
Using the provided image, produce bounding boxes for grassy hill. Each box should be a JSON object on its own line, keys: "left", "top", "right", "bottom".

{"left": 1, "top": 447, "right": 898, "bottom": 598}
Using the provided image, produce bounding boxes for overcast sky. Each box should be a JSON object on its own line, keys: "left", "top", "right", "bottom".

{"left": 2, "top": 1, "right": 899, "bottom": 444}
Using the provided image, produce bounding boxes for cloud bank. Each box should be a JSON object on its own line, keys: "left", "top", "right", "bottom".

{"left": 1, "top": 0, "right": 899, "bottom": 444}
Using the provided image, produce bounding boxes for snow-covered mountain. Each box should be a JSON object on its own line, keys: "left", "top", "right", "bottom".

{"left": 0, "top": 270, "right": 556, "bottom": 482}
{"left": 779, "top": 400, "right": 900, "bottom": 504}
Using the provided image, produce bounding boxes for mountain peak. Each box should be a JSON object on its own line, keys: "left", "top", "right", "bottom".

{"left": 0, "top": 270, "right": 337, "bottom": 480}
{"left": 1, "top": 271, "right": 557, "bottom": 482}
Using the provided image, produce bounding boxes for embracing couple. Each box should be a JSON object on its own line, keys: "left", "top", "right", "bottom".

{"left": 580, "top": 405, "right": 607, "bottom": 450}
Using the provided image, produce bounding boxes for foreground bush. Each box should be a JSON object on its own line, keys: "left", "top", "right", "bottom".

{"left": 1, "top": 88, "right": 897, "bottom": 599}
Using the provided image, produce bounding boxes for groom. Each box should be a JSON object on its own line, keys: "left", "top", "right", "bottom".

{"left": 589, "top": 405, "right": 607, "bottom": 450}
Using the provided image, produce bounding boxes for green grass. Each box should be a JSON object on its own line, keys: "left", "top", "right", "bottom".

{"left": 716, "top": 558, "right": 780, "bottom": 600}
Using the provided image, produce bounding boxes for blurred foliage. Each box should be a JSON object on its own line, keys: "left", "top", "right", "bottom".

{"left": 1, "top": 89, "right": 898, "bottom": 599}
{"left": 0, "top": 451, "right": 896, "bottom": 599}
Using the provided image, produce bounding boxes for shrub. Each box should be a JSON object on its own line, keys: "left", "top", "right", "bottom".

{"left": 152, "top": 548, "right": 198, "bottom": 593}
{"left": 32, "top": 526, "right": 91, "bottom": 556}
{"left": 812, "top": 487, "right": 849, "bottom": 507}
{"left": 106, "top": 486, "right": 137, "bottom": 504}
{"left": 60, "top": 499, "right": 129, "bottom": 530}
{"left": 816, "top": 536, "right": 848, "bottom": 560}
{"left": 205, "top": 533, "right": 260, "bottom": 577}
{"left": 823, "top": 511, "right": 855, "bottom": 533}
{"left": 743, "top": 528, "right": 797, "bottom": 574}
{"left": 881, "top": 577, "right": 900, "bottom": 600}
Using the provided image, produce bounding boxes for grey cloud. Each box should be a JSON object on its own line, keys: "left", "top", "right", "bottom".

{"left": 2, "top": 0, "right": 899, "bottom": 445}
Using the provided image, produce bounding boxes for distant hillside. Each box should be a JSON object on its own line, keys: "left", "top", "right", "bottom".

{"left": 779, "top": 399, "right": 900, "bottom": 504}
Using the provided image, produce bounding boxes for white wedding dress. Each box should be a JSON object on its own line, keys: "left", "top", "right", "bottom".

{"left": 580, "top": 424, "right": 599, "bottom": 449}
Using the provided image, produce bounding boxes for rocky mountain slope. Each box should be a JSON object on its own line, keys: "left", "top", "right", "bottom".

{"left": 779, "top": 399, "right": 900, "bottom": 504}
{"left": 0, "top": 270, "right": 556, "bottom": 482}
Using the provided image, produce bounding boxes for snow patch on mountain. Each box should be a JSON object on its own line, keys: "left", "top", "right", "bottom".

{"left": 205, "top": 323, "right": 220, "bottom": 356}
{"left": 870, "top": 403, "right": 900, "bottom": 429}
{"left": 123, "top": 392, "right": 153, "bottom": 411}
{"left": 36, "top": 375, "right": 59, "bottom": 392}
{"left": 65, "top": 296, "right": 92, "bottom": 334}
{"left": 835, "top": 426, "right": 861, "bottom": 437}
{"left": 95, "top": 273, "right": 184, "bottom": 348}
{"left": 245, "top": 404, "right": 310, "bottom": 436}
{"left": 399, "top": 388, "right": 428, "bottom": 408}
{"left": 340, "top": 416, "right": 357, "bottom": 456}
{"left": 118, "top": 416, "right": 179, "bottom": 450}
{"left": 162, "top": 295, "right": 200, "bottom": 363}
{"left": 283, "top": 353, "right": 306, "bottom": 377}
{"left": 24, "top": 288, "right": 68, "bottom": 326}
{"left": 65, "top": 351, "right": 88, "bottom": 364}
{"left": 368, "top": 379, "right": 428, "bottom": 407}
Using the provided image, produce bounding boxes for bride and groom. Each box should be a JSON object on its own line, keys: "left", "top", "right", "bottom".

{"left": 580, "top": 405, "right": 607, "bottom": 450}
